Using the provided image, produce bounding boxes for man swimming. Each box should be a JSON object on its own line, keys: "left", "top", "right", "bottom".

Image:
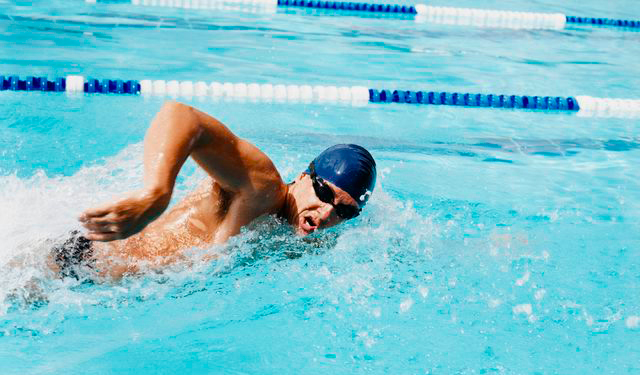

{"left": 51, "top": 101, "right": 376, "bottom": 279}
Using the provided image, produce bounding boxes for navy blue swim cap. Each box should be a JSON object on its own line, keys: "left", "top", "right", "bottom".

{"left": 306, "top": 144, "right": 376, "bottom": 208}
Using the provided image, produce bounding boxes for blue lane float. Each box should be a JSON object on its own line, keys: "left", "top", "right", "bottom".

{"left": 566, "top": 16, "right": 640, "bottom": 28}
{"left": 3, "top": 75, "right": 640, "bottom": 118}
{"left": 0, "top": 75, "right": 66, "bottom": 92}
{"left": 277, "top": 0, "right": 416, "bottom": 14}
{"left": 367, "top": 89, "right": 579, "bottom": 111}
{"left": 0, "top": 75, "right": 141, "bottom": 94}
{"left": 87, "top": 0, "right": 640, "bottom": 31}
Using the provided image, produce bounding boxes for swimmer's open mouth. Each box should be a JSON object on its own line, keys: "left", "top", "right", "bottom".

{"left": 305, "top": 217, "right": 316, "bottom": 228}
{"left": 299, "top": 215, "right": 318, "bottom": 234}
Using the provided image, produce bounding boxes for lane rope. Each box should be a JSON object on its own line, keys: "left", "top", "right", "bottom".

{"left": 85, "top": 0, "right": 640, "bottom": 30}
{"left": 2, "top": 75, "right": 640, "bottom": 118}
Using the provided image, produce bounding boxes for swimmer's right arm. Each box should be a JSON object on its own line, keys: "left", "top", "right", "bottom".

{"left": 80, "top": 101, "right": 270, "bottom": 241}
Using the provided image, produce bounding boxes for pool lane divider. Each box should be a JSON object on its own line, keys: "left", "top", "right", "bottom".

{"left": 0, "top": 75, "right": 140, "bottom": 94}
{"left": 87, "top": 0, "right": 640, "bottom": 31}
{"left": 2, "top": 75, "right": 640, "bottom": 118}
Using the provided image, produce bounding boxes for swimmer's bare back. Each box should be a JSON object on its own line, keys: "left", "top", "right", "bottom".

{"left": 78, "top": 101, "right": 288, "bottom": 278}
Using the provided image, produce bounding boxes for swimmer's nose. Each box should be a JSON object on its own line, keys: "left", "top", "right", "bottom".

{"left": 317, "top": 203, "right": 334, "bottom": 224}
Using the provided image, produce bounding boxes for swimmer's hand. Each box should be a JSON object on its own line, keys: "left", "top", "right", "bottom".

{"left": 79, "top": 188, "right": 171, "bottom": 241}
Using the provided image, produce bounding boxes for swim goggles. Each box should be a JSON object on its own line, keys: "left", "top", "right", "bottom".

{"left": 309, "top": 162, "right": 361, "bottom": 220}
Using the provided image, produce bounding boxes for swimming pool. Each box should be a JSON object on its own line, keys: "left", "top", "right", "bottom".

{"left": 1, "top": 0, "right": 639, "bottom": 373}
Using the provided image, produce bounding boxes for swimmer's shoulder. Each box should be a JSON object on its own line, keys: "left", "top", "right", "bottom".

{"left": 234, "top": 139, "right": 288, "bottom": 209}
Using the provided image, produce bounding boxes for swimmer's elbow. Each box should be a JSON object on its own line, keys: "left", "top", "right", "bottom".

{"left": 161, "top": 100, "right": 194, "bottom": 117}
{"left": 158, "top": 101, "right": 202, "bottom": 132}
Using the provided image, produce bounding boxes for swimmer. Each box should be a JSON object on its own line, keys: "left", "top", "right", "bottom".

{"left": 50, "top": 101, "right": 376, "bottom": 279}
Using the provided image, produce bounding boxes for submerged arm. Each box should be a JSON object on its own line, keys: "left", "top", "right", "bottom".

{"left": 80, "top": 101, "right": 265, "bottom": 241}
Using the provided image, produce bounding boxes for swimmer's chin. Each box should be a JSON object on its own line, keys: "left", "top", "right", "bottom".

{"left": 294, "top": 226, "right": 315, "bottom": 236}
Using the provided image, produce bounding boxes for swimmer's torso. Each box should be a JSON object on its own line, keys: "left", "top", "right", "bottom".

{"left": 92, "top": 177, "right": 284, "bottom": 278}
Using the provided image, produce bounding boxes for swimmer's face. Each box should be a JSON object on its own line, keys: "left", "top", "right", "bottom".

{"left": 293, "top": 173, "right": 360, "bottom": 236}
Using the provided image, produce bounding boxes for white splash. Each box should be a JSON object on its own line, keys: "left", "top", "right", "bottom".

{"left": 399, "top": 298, "right": 414, "bottom": 313}
{"left": 417, "top": 285, "right": 429, "bottom": 299}
{"left": 626, "top": 316, "right": 640, "bottom": 329}
{"left": 513, "top": 303, "right": 532, "bottom": 316}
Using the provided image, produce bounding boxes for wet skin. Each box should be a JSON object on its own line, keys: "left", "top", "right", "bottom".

{"left": 76, "top": 101, "right": 359, "bottom": 279}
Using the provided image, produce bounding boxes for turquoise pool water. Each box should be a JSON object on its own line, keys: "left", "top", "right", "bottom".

{"left": 1, "top": 0, "right": 639, "bottom": 373}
